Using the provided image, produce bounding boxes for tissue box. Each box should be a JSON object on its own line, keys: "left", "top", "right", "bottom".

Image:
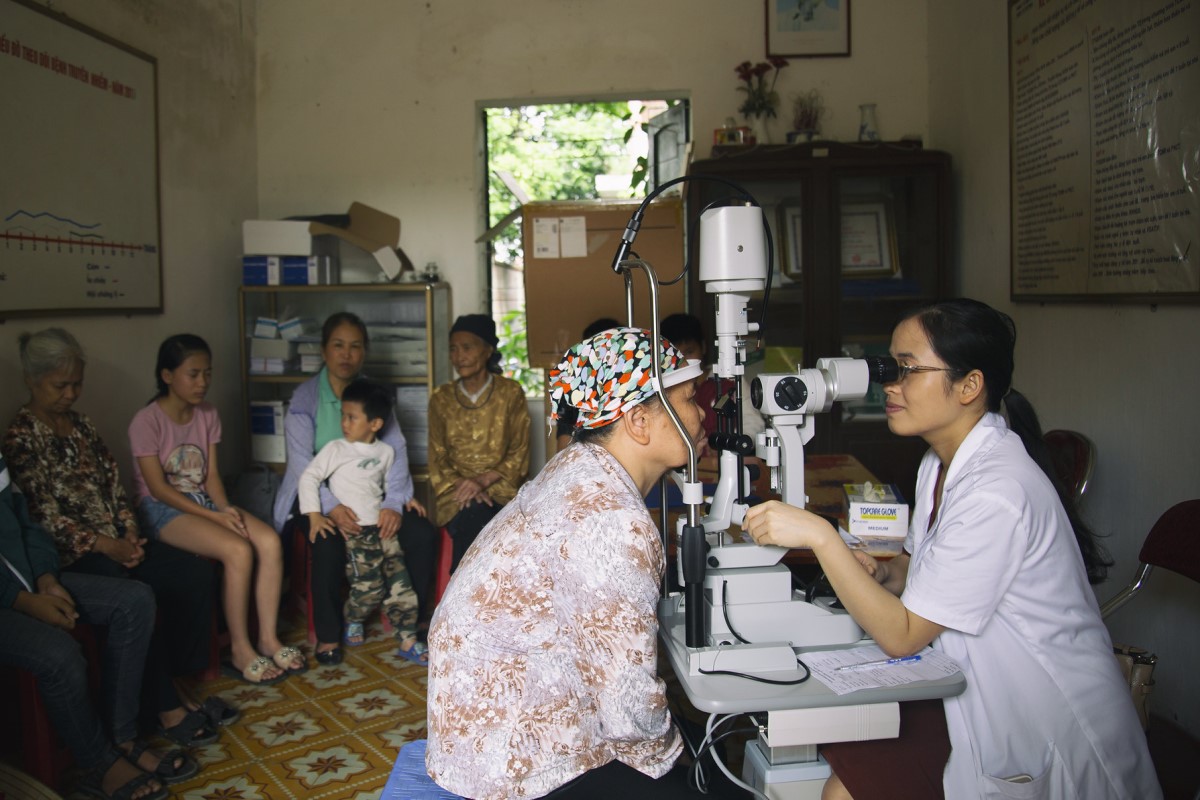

{"left": 844, "top": 484, "right": 909, "bottom": 540}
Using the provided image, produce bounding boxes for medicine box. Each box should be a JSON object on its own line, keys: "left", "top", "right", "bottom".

{"left": 242, "top": 255, "right": 280, "bottom": 286}
{"left": 252, "top": 317, "right": 279, "bottom": 339}
{"left": 843, "top": 483, "right": 909, "bottom": 539}
{"left": 280, "top": 255, "right": 338, "bottom": 285}
{"left": 248, "top": 338, "right": 294, "bottom": 361}
{"left": 249, "top": 401, "right": 286, "bottom": 463}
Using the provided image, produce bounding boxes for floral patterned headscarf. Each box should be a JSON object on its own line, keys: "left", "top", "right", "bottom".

{"left": 548, "top": 327, "right": 701, "bottom": 431}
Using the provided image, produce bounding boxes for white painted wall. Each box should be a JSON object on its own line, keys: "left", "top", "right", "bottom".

{"left": 0, "top": 1, "right": 258, "bottom": 480}
{"left": 928, "top": 0, "right": 1200, "bottom": 736}
{"left": 253, "top": 0, "right": 930, "bottom": 314}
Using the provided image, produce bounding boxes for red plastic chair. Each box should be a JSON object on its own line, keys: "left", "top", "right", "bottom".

{"left": 1101, "top": 499, "right": 1200, "bottom": 619}
{"left": 432, "top": 526, "right": 454, "bottom": 607}
{"left": 15, "top": 624, "right": 102, "bottom": 790}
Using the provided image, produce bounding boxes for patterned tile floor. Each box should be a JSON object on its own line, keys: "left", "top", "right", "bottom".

{"left": 62, "top": 613, "right": 427, "bottom": 800}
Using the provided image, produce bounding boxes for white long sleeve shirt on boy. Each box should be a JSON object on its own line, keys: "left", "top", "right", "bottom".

{"left": 298, "top": 438, "right": 394, "bottom": 526}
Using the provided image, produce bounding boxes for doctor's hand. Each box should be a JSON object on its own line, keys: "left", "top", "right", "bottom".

{"left": 852, "top": 550, "right": 884, "bottom": 581}
{"left": 742, "top": 500, "right": 841, "bottom": 551}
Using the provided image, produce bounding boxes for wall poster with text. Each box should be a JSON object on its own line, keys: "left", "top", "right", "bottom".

{"left": 0, "top": 0, "right": 161, "bottom": 317}
{"left": 1009, "top": 0, "right": 1199, "bottom": 302}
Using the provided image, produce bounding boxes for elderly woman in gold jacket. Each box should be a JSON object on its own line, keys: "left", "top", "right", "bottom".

{"left": 428, "top": 314, "right": 530, "bottom": 571}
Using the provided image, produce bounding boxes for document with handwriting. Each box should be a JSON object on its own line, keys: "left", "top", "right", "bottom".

{"left": 804, "top": 646, "right": 961, "bottom": 695}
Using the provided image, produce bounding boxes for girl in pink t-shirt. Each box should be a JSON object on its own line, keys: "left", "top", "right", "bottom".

{"left": 129, "top": 334, "right": 305, "bottom": 684}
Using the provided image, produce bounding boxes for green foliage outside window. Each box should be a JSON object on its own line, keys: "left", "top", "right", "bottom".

{"left": 487, "top": 100, "right": 681, "bottom": 395}
{"left": 496, "top": 307, "right": 544, "bottom": 396}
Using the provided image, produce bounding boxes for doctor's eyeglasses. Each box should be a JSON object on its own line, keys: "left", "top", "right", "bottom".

{"left": 892, "top": 364, "right": 953, "bottom": 383}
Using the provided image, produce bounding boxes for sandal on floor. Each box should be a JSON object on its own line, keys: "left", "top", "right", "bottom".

{"left": 122, "top": 741, "right": 199, "bottom": 785}
{"left": 199, "top": 695, "right": 241, "bottom": 727}
{"left": 220, "top": 656, "right": 286, "bottom": 686}
{"left": 271, "top": 644, "right": 308, "bottom": 674}
{"left": 78, "top": 760, "right": 168, "bottom": 800}
{"left": 156, "top": 707, "right": 219, "bottom": 747}
{"left": 315, "top": 646, "right": 344, "bottom": 666}
{"left": 344, "top": 622, "right": 365, "bottom": 647}
{"left": 396, "top": 640, "right": 428, "bottom": 667}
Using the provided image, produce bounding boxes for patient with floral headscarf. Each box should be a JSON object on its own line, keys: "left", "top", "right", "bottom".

{"left": 426, "top": 327, "right": 718, "bottom": 799}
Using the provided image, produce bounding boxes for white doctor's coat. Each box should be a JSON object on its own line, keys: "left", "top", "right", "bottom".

{"left": 902, "top": 413, "right": 1160, "bottom": 799}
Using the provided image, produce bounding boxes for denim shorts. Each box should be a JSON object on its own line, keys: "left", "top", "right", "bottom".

{"left": 137, "top": 492, "right": 217, "bottom": 541}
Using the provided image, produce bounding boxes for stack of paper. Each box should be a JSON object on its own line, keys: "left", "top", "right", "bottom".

{"left": 802, "top": 645, "right": 962, "bottom": 696}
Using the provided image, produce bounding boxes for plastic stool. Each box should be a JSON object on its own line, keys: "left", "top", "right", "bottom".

{"left": 380, "top": 739, "right": 464, "bottom": 799}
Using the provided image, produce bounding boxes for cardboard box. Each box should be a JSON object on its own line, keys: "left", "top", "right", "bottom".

{"left": 242, "top": 202, "right": 409, "bottom": 282}
{"left": 522, "top": 198, "right": 687, "bottom": 367}
{"left": 844, "top": 483, "right": 909, "bottom": 540}
{"left": 243, "top": 222, "right": 312, "bottom": 256}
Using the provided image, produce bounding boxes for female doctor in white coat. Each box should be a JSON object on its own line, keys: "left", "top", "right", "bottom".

{"left": 744, "top": 298, "right": 1160, "bottom": 800}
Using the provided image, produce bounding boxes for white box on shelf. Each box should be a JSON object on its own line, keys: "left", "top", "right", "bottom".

{"left": 253, "top": 317, "right": 279, "bottom": 339}
{"left": 243, "top": 220, "right": 312, "bottom": 256}
{"left": 249, "top": 338, "right": 294, "bottom": 361}
{"left": 279, "top": 317, "right": 320, "bottom": 341}
{"left": 249, "top": 357, "right": 286, "bottom": 375}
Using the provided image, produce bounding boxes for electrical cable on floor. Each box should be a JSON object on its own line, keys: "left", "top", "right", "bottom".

{"left": 696, "top": 712, "right": 768, "bottom": 800}
{"left": 687, "top": 712, "right": 737, "bottom": 793}
{"left": 671, "top": 709, "right": 709, "bottom": 791}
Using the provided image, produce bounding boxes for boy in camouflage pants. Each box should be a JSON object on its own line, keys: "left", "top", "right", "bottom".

{"left": 299, "top": 380, "right": 425, "bottom": 666}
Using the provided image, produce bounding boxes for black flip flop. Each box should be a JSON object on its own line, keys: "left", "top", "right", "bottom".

{"left": 123, "top": 741, "right": 199, "bottom": 785}
{"left": 157, "top": 707, "right": 218, "bottom": 747}
{"left": 199, "top": 695, "right": 241, "bottom": 727}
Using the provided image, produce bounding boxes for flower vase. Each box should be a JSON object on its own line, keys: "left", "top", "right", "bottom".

{"left": 858, "top": 103, "right": 879, "bottom": 142}
{"left": 748, "top": 115, "right": 772, "bottom": 145}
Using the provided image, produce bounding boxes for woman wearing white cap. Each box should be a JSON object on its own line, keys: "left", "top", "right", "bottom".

{"left": 426, "top": 327, "right": 712, "bottom": 799}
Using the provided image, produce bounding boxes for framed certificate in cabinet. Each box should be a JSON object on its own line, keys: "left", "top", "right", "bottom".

{"left": 840, "top": 197, "right": 898, "bottom": 278}
{"left": 777, "top": 199, "right": 805, "bottom": 279}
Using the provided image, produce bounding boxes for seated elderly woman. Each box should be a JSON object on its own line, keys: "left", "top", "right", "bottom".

{"left": 2, "top": 328, "right": 235, "bottom": 749}
{"left": 428, "top": 314, "right": 530, "bottom": 571}
{"left": 426, "top": 327, "right": 719, "bottom": 799}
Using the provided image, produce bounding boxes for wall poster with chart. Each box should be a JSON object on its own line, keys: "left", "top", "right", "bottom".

{"left": 0, "top": 0, "right": 161, "bottom": 318}
{"left": 1009, "top": 0, "right": 1200, "bottom": 303}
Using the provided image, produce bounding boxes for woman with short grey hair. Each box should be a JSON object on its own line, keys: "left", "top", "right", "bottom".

{"left": 3, "top": 328, "right": 235, "bottom": 758}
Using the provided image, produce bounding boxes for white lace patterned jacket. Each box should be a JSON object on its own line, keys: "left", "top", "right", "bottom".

{"left": 425, "top": 442, "right": 682, "bottom": 799}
